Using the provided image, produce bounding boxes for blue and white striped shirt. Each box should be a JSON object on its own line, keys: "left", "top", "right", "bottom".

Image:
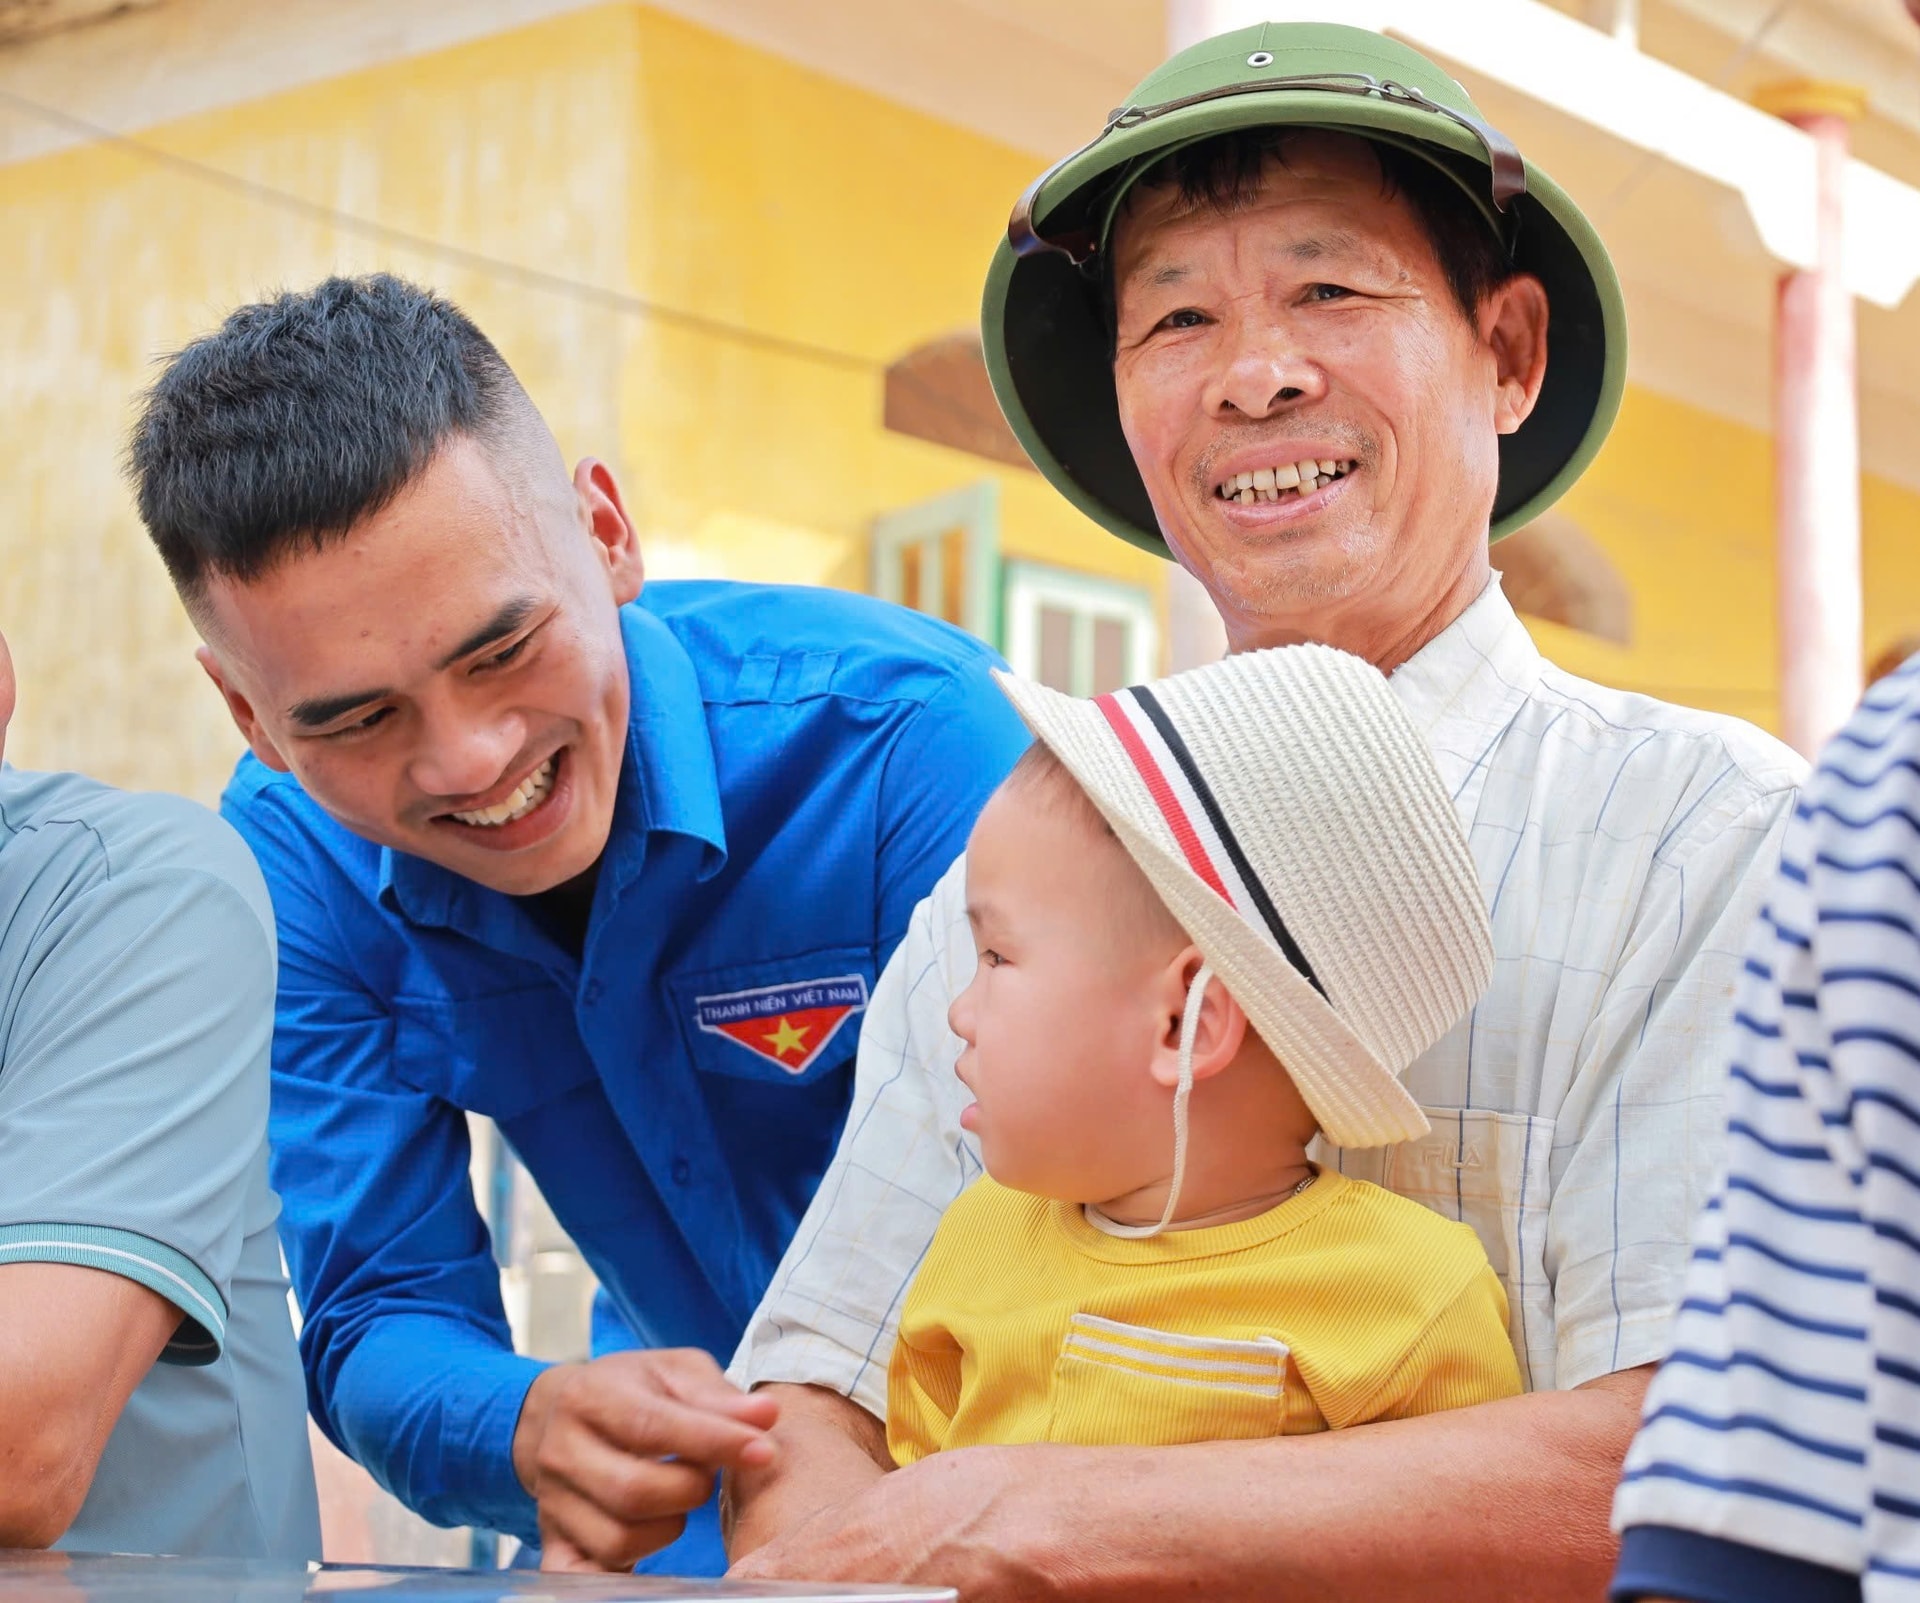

{"left": 1614, "top": 659, "right": 1920, "bottom": 1603}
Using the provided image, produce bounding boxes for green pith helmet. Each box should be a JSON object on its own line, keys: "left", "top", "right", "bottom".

{"left": 981, "top": 22, "right": 1628, "bottom": 555}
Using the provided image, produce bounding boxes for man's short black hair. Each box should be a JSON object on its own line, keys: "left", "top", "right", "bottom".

{"left": 129, "top": 273, "right": 526, "bottom": 600}
{"left": 1106, "top": 128, "right": 1516, "bottom": 332}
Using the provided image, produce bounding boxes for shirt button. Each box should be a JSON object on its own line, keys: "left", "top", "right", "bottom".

{"left": 670, "top": 1158, "right": 692, "bottom": 1187}
{"left": 583, "top": 979, "right": 604, "bottom": 1006}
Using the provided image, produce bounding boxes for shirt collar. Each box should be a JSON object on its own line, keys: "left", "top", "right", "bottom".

{"left": 1387, "top": 576, "right": 1542, "bottom": 807}
{"left": 616, "top": 599, "right": 727, "bottom": 864}
{"left": 378, "top": 600, "right": 727, "bottom": 928}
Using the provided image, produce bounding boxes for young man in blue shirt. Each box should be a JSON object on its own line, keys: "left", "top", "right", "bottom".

{"left": 127, "top": 273, "right": 1028, "bottom": 1574}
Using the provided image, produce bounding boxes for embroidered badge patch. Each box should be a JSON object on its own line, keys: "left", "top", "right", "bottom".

{"left": 693, "top": 974, "right": 870, "bottom": 1076}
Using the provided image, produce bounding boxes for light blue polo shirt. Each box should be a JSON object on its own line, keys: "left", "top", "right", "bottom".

{"left": 0, "top": 768, "right": 320, "bottom": 1559}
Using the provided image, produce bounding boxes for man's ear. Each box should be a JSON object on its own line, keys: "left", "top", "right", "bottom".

{"left": 574, "top": 458, "right": 645, "bottom": 607}
{"left": 1481, "top": 273, "right": 1550, "bottom": 437}
{"left": 1147, "top": 947, "right": 1249, "bottom": 1090}
{"left": 197, "top": 647, "right": 291, "bottom": 773}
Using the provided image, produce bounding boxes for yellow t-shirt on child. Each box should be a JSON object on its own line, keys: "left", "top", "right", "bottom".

{"left": 887, "top": 1166, "right": 1522, "bottom": 1463}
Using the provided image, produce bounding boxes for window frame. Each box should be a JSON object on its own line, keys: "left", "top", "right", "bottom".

{"left": 869, "top": 481, "right": 1002, "bottom": 648}
{"left": 1002, "top": 560, "right": 1159, "bottom": 695}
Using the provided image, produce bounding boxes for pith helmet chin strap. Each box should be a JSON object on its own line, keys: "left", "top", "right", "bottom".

{"left": 1097, "top": 962, "right": 1214, "bottom": 1241}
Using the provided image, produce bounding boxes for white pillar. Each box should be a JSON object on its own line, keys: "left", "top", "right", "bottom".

{"left": 1582, "top": 0, "right": 1639, "bottom": 47}
{"left": 1162, "top": 0, "right": 1234, "bottom": 669}
{"left": 1166, "top": 563, "right": 1229, "bottom": 670}
{"left": 1165, "top": 0, "right": 1226, "bottom": 52}
{"left": 1755, "top": 81, "right": 1867, "bottom": 758}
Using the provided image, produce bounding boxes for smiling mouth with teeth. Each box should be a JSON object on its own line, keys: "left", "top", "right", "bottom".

{"left": 1215, "top": 458, "right": 1356, "bottom": 505}
{"left": 448, "top": 755, "right": 557, "bottom": 828}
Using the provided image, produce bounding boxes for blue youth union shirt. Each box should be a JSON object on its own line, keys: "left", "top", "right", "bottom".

{"left": 222, "top": 582, "right": 1029, "bottom": 1569}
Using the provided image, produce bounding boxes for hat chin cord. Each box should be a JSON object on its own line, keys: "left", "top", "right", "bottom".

{"left": 1092, "top": 962, "right": 1213, "bottom": 1241}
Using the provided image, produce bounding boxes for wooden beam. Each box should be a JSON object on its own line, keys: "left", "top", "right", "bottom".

{"left": 882, "top": 330, "right": 1035, "bottom": 473}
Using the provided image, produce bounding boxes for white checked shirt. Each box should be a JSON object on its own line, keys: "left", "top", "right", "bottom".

{"left": 732, "top": 580, "right": 1806, "bottom": 1416}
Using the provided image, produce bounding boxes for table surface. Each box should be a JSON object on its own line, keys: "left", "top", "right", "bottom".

{"left": 0, "top": 1554, "right": 955, "bottom": 1603}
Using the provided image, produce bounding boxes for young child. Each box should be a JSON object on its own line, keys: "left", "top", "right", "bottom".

{"left": 887, "top": 642, "right": 1521, "bottom": 1461}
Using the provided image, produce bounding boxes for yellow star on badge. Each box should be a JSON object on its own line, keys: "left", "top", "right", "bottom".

{"left": 763, "top": 1016, "right": 812, "bottom": 1061}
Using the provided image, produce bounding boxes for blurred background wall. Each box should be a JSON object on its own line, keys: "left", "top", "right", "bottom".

{"left": 3, "top": 0, "right": 1918, "bottom": 1564}
{"left": 3, "top": 0, "right": 1919, "bottom": 812}
{"left": 0, "top": 0, "right": 1172, "bottom": 807}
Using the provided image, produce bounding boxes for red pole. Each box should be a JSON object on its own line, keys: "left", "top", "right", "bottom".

{"left": 1755, "top": 81, "right": 1868, "bottom": 757}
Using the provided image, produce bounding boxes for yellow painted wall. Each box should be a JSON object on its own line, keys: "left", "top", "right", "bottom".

{"left": 1541, "top": 386, "right": 1920, "bottom": 731}
{"left": 0, "top": 2, "right": 1160, "bottom": 804}
{"left": 1, "top": 5, "right": 642, "bottom": 801}
{"left": 1864, "top": 472, "right": 1920, "bottom": 677}
{"left": 2, "top": 1, "right": 1917, "bottom": 804}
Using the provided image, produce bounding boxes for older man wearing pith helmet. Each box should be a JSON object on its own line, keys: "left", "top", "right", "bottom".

{"left": 713, "top": 24, "right": 1805, "bottom": 1602}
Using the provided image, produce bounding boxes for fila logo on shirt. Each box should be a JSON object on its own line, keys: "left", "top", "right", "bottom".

{"left": 693, "top": 974, "right": 870, "bottom": 1075}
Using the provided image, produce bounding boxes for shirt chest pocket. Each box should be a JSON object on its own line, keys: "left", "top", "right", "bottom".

{"left": 389, "top": 986, "right": 596, "bottom": 1122}
{"left": 667, "top": 947, "right": 874, "bottom": 1089}
{"left": 1337, "top": 1107, "right": 1557, "bottom": 1390}
{"left": 1045, "top": 1313, "right": 1290, "bottom": 1447}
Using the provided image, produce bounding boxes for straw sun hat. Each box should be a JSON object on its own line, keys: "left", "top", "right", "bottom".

{"left": 994, "top": 643, "right": 1494, "bottom": 1149}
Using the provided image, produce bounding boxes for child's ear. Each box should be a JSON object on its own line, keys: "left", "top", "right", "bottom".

{"left": 1147, "top": 947, "right": 1248, "bottom": 1090}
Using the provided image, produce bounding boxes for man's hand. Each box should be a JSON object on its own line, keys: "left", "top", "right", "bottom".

{"left": 729, "top": 1441, "right": 1062, "bottom": 1597}
{"left": 514, "top": 1349, "right": 778, "bottom": 1573}
{"left": 722, "top": 1383, "right": 891, "bottom": 1563}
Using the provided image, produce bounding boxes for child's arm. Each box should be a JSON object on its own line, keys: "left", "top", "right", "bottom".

{"left": 881, "top": 1179, "right": 999, "bottom": 1465}
{"left": 886, "top": 1326, "right": 964, "bottom": 1466}
{"left": 726, "top": 1226, "right": 968, "bottom": 1561}
{"left": 1355, "top": 1264, "right": 1526, "bottom": 1425}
